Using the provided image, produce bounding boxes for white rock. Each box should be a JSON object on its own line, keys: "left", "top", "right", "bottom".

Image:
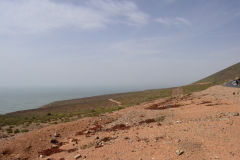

{"left": 39, "top": 155, "right": 45, "bottom": 158}
{"left": 54, "top": 132, "right": 60, "bottom": 137}
{"left": 232, "top": 112, "right": 239, "bottom": 116}
{"left": 176, "top": 120, "right": 182, "bottom": 124}
{"left": 74, "top": 154, "right": 82, "bottom": 159}
{"left": 52, "top": 144, "right": 58, "bottom": 148}
{"left": 176, "top": 149, "right": 184, "bottom": 155}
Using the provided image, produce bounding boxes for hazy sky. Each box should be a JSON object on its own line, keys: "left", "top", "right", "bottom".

{"left": 0, "top": 0, "right": 240, "bottom": 89}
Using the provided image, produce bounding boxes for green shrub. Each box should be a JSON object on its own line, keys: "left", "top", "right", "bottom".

{"left": 21, "top": 129, "right": 29, "bottom": 133}
{"left": 9, "top": 125, "right": 14, "bottom": 129}
{"left": 14, "top": 129, "right": 20, "bottom": 134}
{"left": 6, "top": 128, "right": 13, "bottom": 134}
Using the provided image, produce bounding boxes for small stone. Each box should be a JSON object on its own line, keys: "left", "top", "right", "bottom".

{"left": 176, "top": 121, "right": 182, "bottom": 124}
{"left": 50, "top": 138, "right": 59, "bottom": 144}
{"left": 26, "top": 145, "right": 32, "bottom": 150}
{"left": 74, "top": 154, "right": 82, "bottom": 159}
{"left": 176, "top": 139, "right": 181, "bottom": 143}
{"left": 232, "top": 112, "right": 239, "bottom": 116}
{"left": 84, "top": 130, "right": 91, "bottom": 134}
{"left": 176, "top": 149, "right": 184, "bottom": 155}
{"left": 54, "top": 132, "right": 60, "bottom": 137}
{"left": 95, "top": 141, "right": 104, "bottom": 148}
{"left": 124, "top": 136, "right": 130, "bottom": 140}
{"left": 39, "top": 155, "right": 45, "bottom": 158}
{"left": 52, "top": 144, "right": 58, "bottom": 148}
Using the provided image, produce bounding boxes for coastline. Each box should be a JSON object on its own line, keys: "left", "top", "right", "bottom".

{"left": 0, "top": 86, "right": 161, "bottom": 115}
{"left": 0, "top": 83, "right": 212, "bottom": 139}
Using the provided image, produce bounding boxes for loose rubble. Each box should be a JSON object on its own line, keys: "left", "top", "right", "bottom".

{"left": 1, "top": 86, "right": 240, "bottom": 160}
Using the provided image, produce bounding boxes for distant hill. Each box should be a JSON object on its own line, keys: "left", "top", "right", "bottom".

{"left": 197, "top": 62, "right": 240, "bottom": 84}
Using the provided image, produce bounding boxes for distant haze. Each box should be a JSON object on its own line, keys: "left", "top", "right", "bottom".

{"left": 0, "top": 0, "right": 240, "bottom": 89}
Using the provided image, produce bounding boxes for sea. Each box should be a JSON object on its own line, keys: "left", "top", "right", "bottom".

{"left": 0, "top": 86, "right": 140, "bottom": 114}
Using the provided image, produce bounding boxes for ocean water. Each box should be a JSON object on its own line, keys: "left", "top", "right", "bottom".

{"left": 0, "top": 87, "right": 136, "bottom": 114}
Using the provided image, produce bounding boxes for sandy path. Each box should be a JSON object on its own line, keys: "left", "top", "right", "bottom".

{"left": 108, "top": 99, "right": 122, "bottom": 106}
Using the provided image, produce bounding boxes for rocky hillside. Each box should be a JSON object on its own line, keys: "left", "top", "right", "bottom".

{"left": 197, "top": 62, "right": 240, "bottom": 84}
{"left": 1, "top": 85, "right": 240, "bottom": 160}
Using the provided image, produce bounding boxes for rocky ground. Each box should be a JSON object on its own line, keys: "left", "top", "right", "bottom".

{"left": 0, "top": 85, "right": 240, "bottom": 160}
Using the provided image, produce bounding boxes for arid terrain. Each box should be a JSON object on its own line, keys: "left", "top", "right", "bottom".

{"left": 0, "top": 85, "right": 240, "bottom": 160}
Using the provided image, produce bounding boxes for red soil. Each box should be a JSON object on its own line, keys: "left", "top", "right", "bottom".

{"left": 1, "top": 86, "right": 240, "bottom": 160}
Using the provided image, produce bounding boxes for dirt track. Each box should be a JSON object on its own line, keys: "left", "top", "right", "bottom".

{"left": 1, "top": 85, "right": 240, "bottom": 160}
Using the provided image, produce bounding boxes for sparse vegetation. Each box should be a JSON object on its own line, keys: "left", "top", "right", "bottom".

{"left": 0, "top": 88, "right": 172, "bottom": 128}
{"left": 197, "top": 62, "right": 240, "bottom": 84}
{"left": 182, "top": 83, "right": 213, "bottom": 94}
{"left": 0, "top": 83, "right": 216, "bottom": 131}
{"left": 14, "top": 129, "right": 20, "bottom": 134}
{"left": 21, "top": 129, "right": 29, "bottom": 133}
{"left": 0, "top": 83, "right": 216, "bottom": 130}
{"left": 3, "top": 61, "right": 238, "bottom": 131}
{"left": 6, "top": 128, "right": 13, "bottom": 134}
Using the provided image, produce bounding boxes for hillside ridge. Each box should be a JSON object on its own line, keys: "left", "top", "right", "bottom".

{"left": 197, "top": 62, "right": 240, "bottom": 84}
